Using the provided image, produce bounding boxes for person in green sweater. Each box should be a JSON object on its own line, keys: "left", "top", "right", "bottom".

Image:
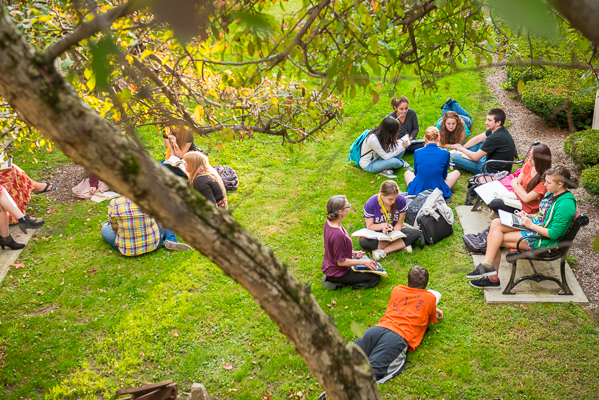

{"left": 466, "top": 165, "right": 577, "bottom": 289}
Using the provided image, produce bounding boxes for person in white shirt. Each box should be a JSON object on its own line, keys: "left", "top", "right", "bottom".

{"left": 359, "top": 116, "right": 411, "bottom": 178}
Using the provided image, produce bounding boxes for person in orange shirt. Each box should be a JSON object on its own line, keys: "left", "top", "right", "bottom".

{"left": 355, "top": 266, "right": 443, "bottom": 383}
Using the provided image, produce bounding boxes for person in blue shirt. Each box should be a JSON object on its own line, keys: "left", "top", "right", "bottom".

{"left": 403, "top": 127, "right": 461, "bottom": 199}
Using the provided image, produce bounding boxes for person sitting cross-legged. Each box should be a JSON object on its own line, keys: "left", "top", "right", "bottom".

{"left": 404, "top": 126, "right": 461, "bottom": 199}
{"left": 450, "top": 108, "right": 515, "bottom": 175}
{"left": 321, "top": 195, "right": 381, "bottom": 290}
{"left": 359, "top": 116, "right": 411, "bottom": 179}
{"left": 0, "top": 184, "right": 45, "bottom": 250}
{"left": 467, "top": 166, "right": 577, "bottom": 289}
{"left": 101, "top": 196, "right": 191, "bottom": 256}
{"left": 354, "top": 266, "right": 443, "bottom": 383}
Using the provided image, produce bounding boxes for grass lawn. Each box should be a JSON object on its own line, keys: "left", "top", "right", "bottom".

{"left": 1, "top": 65, "right": 598, "bottom": 399}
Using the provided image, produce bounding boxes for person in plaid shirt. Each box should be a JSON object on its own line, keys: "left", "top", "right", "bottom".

{"left": 101, "top": 196, "right": 191, "bottom": 256}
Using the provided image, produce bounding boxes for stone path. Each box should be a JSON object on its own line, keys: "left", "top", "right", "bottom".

{"left": 0, "top": 225, "right": 34, "bottom": 283}
{"left": 456, "top": 205, "right": 589, "bottom": 304}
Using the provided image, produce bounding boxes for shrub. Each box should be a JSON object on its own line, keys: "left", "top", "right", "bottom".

{"left": 520, "top": 72, "right": 595, "bottom": 129}
{"left": 505, "top": 35, "right": 566, "bottom": 89}
{"left": 581, "top": 165, "right": 599, "bottom": 195}
{"left": 564, "top": 129, "right": 599, "bottom": 166}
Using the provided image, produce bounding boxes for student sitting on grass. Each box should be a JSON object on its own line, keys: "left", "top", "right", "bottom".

{"left": 321, "top": 195, "right": 381, "bottom": 290}
{"left": 161, "top": 125, "right": 201, "bottom": 177}
{"left": 360, "top": 180, "right": 421, "bottom": 260}
{"left": 404, "top": 127, "right": 461, "bottom": 199}
{"left": 359, "top": 116, "right": 411, "bottom": 179}
{"left": 101, "top": 196, "right": 191, "bottom": 256}
{"left": 354, "top": 266, "right": 443, "bottom": 383}
{"left": 0, "top": 185, "right": 45, "bottom": 250}
{"left": 387, "top": 96, "right": 422, "bottom": 153}
{"left": 467, "top": 166, "right": 577, "bottom": 289}
{"left": 184, "top": 151, "right": 228, "bottom": 209}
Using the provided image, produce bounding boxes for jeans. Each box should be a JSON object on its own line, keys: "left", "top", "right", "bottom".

{"left": 451, "top": 142, "right": 487, "bottom": 174}
{"left": 101, "top": 224, "right": 178, "bottom": 253}
{"left": 436, "top": 99, "right": 473, "bottom": 129}
{"left": 363, "top": 152, "right": 407, "bottom": 173}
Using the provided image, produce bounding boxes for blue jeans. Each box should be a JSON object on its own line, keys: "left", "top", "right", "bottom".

{"left": 101, "top": 224, "right": 178, "bottom": 253}
{"left": 363, "top": 153, "right": 407, "bottom": 173}
{"left": 451, "top": 142, "right": 487, "bottom": 174}
{"left": 436, "top": 99, "right": 473, "bottom": 129}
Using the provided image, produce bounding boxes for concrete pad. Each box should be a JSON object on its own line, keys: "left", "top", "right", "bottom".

{"left": 0, "top": 225, "right": 34, "bottom": 284}
{"left": 456, "top": 206, "right": 589, "bottom": 305}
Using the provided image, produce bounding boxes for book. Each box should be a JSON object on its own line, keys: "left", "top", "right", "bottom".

{"left": 449, "top": 149, "right": 473, "bottom": 161}
{"left": 163, "top": 155, "right": 187, "bottom": 174}
{"left": 351, "top": 228, "right": 406, "bottom": 242}
{"left": 497, "top": 191, "right": 523, "bottom": 210}
{"left": 351, "top": 259, "right": 388, "bottom": 277}
{"left": 90, "top": 191, "right": 121, "bottom": 203}
{"left": 474, "top": 180, "right": 523, "bottom": 209}
{"left": 0, "top": 155, "right": 12, "bottom": 171}
{"left": 398, "top": 134, "right": 411, "bottom": 147}
{"left": 498, "top": 209, "right": 526, "bottom": 230}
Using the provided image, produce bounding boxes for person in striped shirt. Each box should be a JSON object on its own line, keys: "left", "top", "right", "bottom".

{"left": 101, "top": 196, "right": 191, "bottom": 256}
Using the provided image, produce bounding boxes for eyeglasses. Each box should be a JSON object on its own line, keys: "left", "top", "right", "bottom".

{"left": 342, "top": 204, "right": 352, "bottom": 210}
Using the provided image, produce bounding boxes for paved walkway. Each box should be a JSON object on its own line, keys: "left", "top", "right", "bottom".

{"left": 456, "top": 205, "right": 589, "bottom": 304}
{"left": 0, "top": 225, "right": 35, "bottom": 283}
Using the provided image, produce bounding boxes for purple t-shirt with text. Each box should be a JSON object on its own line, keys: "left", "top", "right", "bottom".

{"left": 363, "top": 194, "right": 408, "bottom": 227}
{"left": 322, "top": 220, "right": 353, "bottom": 277}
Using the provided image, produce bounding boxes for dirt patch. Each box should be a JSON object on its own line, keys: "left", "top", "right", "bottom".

{"left": 45, "top": 163, "right": 87, "bottom": 205}
{"left": 486, "top": 68, "right": 599, "bottom": 314}
{"left": 26, "top": 304, "right": 60, "bottom": 316}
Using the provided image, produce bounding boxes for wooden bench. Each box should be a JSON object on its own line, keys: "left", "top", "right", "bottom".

{"left": 503, "top": 214, "right": 589, "bottom": 295}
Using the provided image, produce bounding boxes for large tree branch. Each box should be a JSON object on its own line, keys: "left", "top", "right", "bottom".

{"left": 550, "top": 0, "right": 599, "bottom": 45}
{"left": 0, "top": 9, "right": 380, "bottom": 399}
{"left": 41, "top": 0, "right": 146, "bottom": 64}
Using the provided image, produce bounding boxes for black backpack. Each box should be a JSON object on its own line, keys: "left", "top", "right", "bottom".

{"left": 416, "top": 214, "right": 453, "bottom": 245}
{"left": 214, "top": 165, "right": 239, "bottom": 192}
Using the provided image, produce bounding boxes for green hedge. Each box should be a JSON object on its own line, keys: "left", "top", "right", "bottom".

{"left": 505, "top": 36, "right": 564, "bottom": 88}
{"left": 564, "top": 129, "right": 599, "bottom": 166}
{"left": 520, "top": 73, "right": 595, "bottom": 129}
{"left": 581, "top": 164, "right": 599, "bottom": 195}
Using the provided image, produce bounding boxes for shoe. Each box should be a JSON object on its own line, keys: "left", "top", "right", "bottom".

{"left": 33, "top": 182, "right": 57, "bottom": 194}
{"left": 321, "top": 275, "right": 338, "bottom": 290}
{"left": 318, "top": 392, "right": 327, "bottom": 400}
{"left": 466, "top": 263, "right": 497, "bottom": 279}
{"left": 379, "top": 169, "right": 397, "bottom": 178}
{"left": 372, "top": 249, "right": 387, "bottom": 260}
{"left": 164, "top": 240, "right": 192, "bottom": 251}
{"left": 469, "top": 276, "right": 501, "bottom": 289}
{"left": 444, "top": 196, "right": 452, "bottom": 204}
{"left": 402, "top": 245, "right": 413, "bottom": 253}
{"left": 0, "top": 234, "right": 25, "bottom": 250}
{"left": 441, "top": 97, "right": 453, "bottom": 109}
{"left": 18, "top": 215, "right": 45, "bottom": 234}
{"left": 400, "top": 160, "right": 412, "bottom": 170}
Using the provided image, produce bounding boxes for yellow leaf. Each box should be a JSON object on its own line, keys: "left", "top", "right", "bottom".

{"left": 517, "top": 80, "right": 525, "bottom": 94}
{"left": 87, "top": 76, "right": 96, "bottom": 91}
{"left": 139, "top": 49, "right": 153, "bottom": 60}
{"left": 194, "top": 105, "right": 204, "bottom": 121}
{"left": 126, "top": 55, "right": 133, "bottom": 65}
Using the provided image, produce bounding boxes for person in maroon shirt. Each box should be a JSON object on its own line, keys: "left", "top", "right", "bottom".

{"left": 321, "top": 195, "right": 381, "bottom": 290}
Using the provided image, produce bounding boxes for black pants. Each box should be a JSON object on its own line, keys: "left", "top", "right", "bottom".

{"left": 355, "top": 326, "right": 408, "bottom": 382}
{"left": 488, "top": 199, "right": 518, "bottom": 214}
{"left": 325, "top": 270, "right": 380, "bottom": 289}
{"left": 359, "top": 228, "right": 421, "bottom": 250}
{"left": 404, "top": 139, "right": 425, "bottom": 153}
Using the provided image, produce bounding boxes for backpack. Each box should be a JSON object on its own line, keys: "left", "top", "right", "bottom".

{"left": 417, "top": 214, "right": 453, "bottom": 245}
{"left": 348, "top": 129, "right": 373, "bottom": 167}
{"left": 462, "top": 226, "right": 490, "bottom": 253}
{"left": 464, "top": 171, "right": 509, "bottom": 205}
{"left": 214, "top": 165, "right": 239, "bottom": 192}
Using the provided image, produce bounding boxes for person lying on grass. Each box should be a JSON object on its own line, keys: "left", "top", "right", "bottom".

{"left": 321, "top": 195, "right": 381, "bottom": 290}
{"left": 467, "top": 165, "right": 577, "bottom": 289}
{"left": 359, "top": 180, "right": 421, "bottom": 260}
{"left": 102, "top": 196, "right": 192, "bottom": 256}
{"left": 435, "top": 98, "right": 473, "bottom": 147}
{"left": 404, "top": 126, "right": 461, "bottom": 199}
{"left": 355, "top": 266, "right": 442, "bottom": 384}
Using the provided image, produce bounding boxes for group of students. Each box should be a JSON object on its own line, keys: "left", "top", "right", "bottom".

{"left": 100, "top": 125, "right": 229, "bottom": 256}
{"left": 317, "top": 98, "right": 581, "bottom": 391}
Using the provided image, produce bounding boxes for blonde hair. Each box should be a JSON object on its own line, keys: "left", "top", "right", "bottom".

{"left": 183, "top": 151, "right": 227, "bottom": 199}
{"left": 424, "top": 126, "right": 440, "bottom": 142}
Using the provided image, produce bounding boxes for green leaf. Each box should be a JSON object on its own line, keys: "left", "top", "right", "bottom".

{"left": 578, "top": 86, "right": 597, "bottom": 95}
{"left": 233, "top": 11, "right": 274, "bottom": 33}
{"left": 594, "top": 235, "right": 599, "bottom": 251}
{"left": 350, "top": 321, "right": 366, "bottom": 338}
{"left": 517, "top": 80, "right": 525, "bottom": 94}
{"left": 486, "top": 0, "right": 558, "bottom": 37}
{"left": 388, "top": 88, "right": 395, "bottom": 98}
{"left": 90, "top": 35, "right": 119, "bottom": 91}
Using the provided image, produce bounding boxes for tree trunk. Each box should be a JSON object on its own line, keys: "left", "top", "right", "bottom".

{"left": 0, "top": 7, "right": 381, "bottom": 400}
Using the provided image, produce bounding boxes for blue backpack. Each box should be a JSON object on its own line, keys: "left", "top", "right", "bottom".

{"left": 348, "top": 129, "right": 373, "bottom": 167}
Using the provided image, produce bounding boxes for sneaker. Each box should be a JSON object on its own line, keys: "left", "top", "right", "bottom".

{"left": 400, "top": 160, "right": 412, "bottom": 170}
{"left": 466, "top": 263, "right": 497, "bottom": 279}
{"left": 372, "top": 249, "right": 387, "bottom": 260}
{"left": 441, "top": 97, "right": 453, "bottom": 109}
{"left": 469, "top": 276, "right": 501, "bottom": 289}
{"left": 164, "top": 240, "right": 192, "bottom": 251}
{"left": 402, "top": 245, "right": 413, "bottom": 253}
{"left": 321, "top": 275, "right": 338, "bottom": 290}
{"left": 379, "top": 169, "right": 397, "bottom": 178}
{"left": 318, "top": 392, "right": 327, "bottom": 400}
